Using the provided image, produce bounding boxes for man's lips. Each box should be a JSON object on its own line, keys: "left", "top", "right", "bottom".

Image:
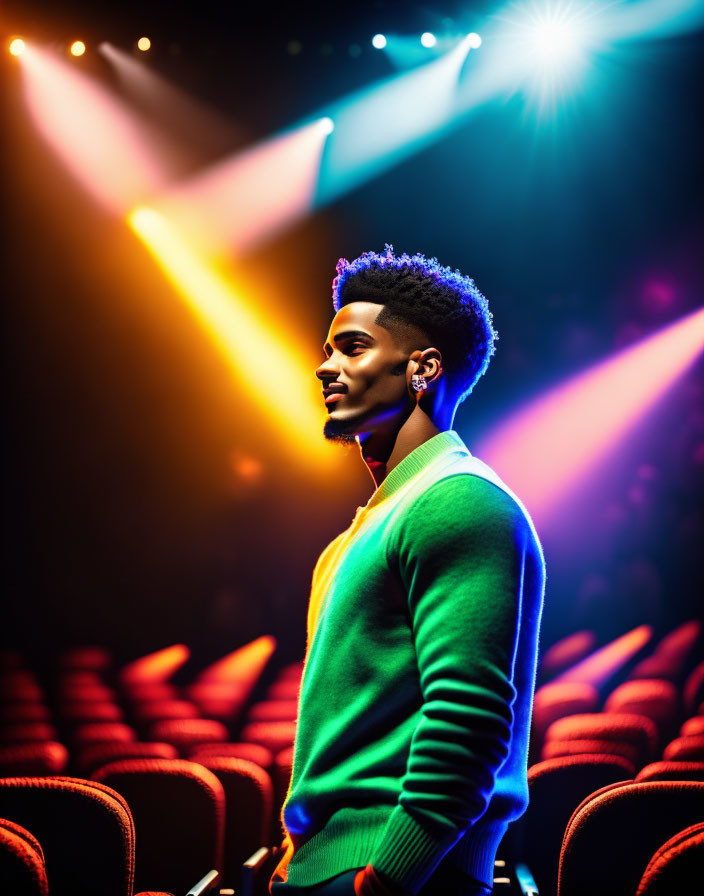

{"left": 324, "top": 392, "right": 344, "bottom": 404}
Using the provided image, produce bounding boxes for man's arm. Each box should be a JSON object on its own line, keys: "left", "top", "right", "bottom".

{"left": 359, "top": 474, "right": 533, "bottom": 895}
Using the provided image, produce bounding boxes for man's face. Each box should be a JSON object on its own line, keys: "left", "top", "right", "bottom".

{"left": 315, "top": 301, "right": 418, "bottom": 444}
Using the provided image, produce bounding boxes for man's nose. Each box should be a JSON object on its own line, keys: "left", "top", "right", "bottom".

{"left": 316, "top": 357, "right": 339, "bottom": 380}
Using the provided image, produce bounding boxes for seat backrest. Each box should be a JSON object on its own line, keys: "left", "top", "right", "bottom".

{"left": 542, "top": 737, "right": 640, "bottom": 767}
{"left": 0, "top": 817, "right": 48, "bottom": 896}
{"left": 545, "top": 712, "right": 658, "bottom": 768}
{"left": 0, "top": 742, "right": 69, "bottom": 776}
{"left": 0, "top": 776, "right": 134, "bottom": 896}
{"left": 635, "top": 760, "right": 704, "bottom": 782}
{"left": 662, "top": 734, "right": 704, "bottom": 761}
{"left": 93, "top": 758, "right": 225, "bottom": 894}
{"left": 76, "top": 741, "right": 178, "bottom": 776}
{"left": 635, "top": 821, "right": 704, "bottom": 895}
{"left": 523, "top": 755, "right": 634, "bottom": 896}
{"left": 558, "top": 781, "right": 704, "bottom": 896}
{"left": 603, "top": 679, "right": 679, "bottom": 744}
{"left": 197, "top": 756, "right": 273, "bottom": 878}
{"left": 188, "top": 741, "right": 274, "bottom": 772}
{"left": 680, "top": 715, "right": 704, "bottom": 737}
{"left": 531, "top": 683, "right": 599, "bottom": 752}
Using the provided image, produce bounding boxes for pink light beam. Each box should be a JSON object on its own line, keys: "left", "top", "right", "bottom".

{"left": 477, "top": 305, "right": 704, "bottom": 520}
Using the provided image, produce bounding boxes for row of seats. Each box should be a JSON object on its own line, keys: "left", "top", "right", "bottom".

{"left": 513, "top": 620, "right": 704, "bottom": 895}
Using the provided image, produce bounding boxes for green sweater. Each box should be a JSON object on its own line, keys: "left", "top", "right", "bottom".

{"left": 277, "top": 430, "right": 545, "bottom": 892}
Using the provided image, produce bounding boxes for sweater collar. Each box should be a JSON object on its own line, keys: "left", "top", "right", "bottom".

{"left": 360, "top": 430, "right": 470, "bottom": 513}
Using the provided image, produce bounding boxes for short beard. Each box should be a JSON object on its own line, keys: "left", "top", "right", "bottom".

{"left": 323, "top": 415, "right": 357, "bottom": 445}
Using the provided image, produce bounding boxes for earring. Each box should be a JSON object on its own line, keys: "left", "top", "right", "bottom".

{"left": 411, "top": 374, "right": 428, "bottom": 392}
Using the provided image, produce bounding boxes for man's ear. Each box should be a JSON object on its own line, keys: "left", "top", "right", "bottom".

{"left": 415, "top": 348, "right": 443, "bottom": 384}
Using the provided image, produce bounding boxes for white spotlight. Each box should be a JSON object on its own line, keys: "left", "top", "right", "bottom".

{"left": 372, "top": 34, "right": 387, "bottom": 50}
{"left": 319, "top": 117, "right": 335, "bottom": 135}
{"left": 420, "top": 32, "right": 437, "bottom": 48}
{"left": 467, "top": 32, "right": 482, "bottom": 49}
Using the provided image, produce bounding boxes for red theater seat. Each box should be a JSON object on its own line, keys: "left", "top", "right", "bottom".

{"left": 122, "top": 683, "right": 180, "bottom": 703}
{"left": 71, "top": 722, "right": 137, "bottom": 747}
{"left": 662, "top": 734, "right": 704, "bottom": 761}
{"left": 277, "top": 662, "right": 304, "bottom": 683}
{"left": 246, "top": 700, "right": 299, "bottom": 723}
{"left": 59, "top": 702, "right": 125, "bottom": 724}
{"left": 635, "top": 761, "right": 704, "bottom": 782}
{"left": 636, "top": 822, "right": 704, "bottom": 895}
{"left": 0, "top": 671, "right": 44, "bottom": 703}
{"left": 684, "top": 661, "right": 704, "bottom": 716}
{"left": 0, "top": 818, "right": 48, "bottom": 896}
{"left": 0, "top": 742, "right": 69, "bottom": 776}
{"left": 557, "top": 781, "right": 704, "bottom": 896}
{"left": 196, "top": 756, "right": 274, "bottom": 877}
{"left": 680, "top": 715, "right": 704, "bottom": 737}
{"left": 544, "top": 713, "right": 658, "bottom": 770}
{"left": 0, "top": 776, "right": 134, "bottom": 895}
{"left": 603, "top": 679, "right": 679, "bottom": 746}
{"left": 272, "top": 745, "right": 294, "bottom": 843}
{"left": 188, "top": 741, "right": 274, "bottom": 771}
{"left": 146, "top": 718, "right": 229, "bottom": 755}
{"left": 58, "top": 646, "right": 112, "bottom": 672}
{"left": 265, "top": 680, "right": 301, "bottom": 701}
{"left": 76, "top": 741, "right": 179, "bottom": 776}
{"left": 0, "top": 704, "right": 51, "bottom": 724}
{"left": 627, "top": 620, "right": 702, "bottom": 683}
{"left": 56, "top": 684, "right": 117, "bottom": 703}
{"left": 531, "top": 683, "right": 599, "bottom": 758}
{"left": 0, "top": 723, "right": 57, "bottom": 745}
{"left": 132, "top": 700, "right": 200, "bottom": 726}
{"left": 524, "top": 755, "right": 635, "bottom": 896}
{"left": 541, "top": 738, "right": 641, "bottom": 767}
{"left": 92, "top": 758, "right": 225, "bottom": 894}
{"left": 240, "top": 720, "right": 297, "bottom": 754}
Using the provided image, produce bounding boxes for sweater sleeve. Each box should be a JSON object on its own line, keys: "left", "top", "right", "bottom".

{"left": 368, "top": 474, "right": 529, "bottom": 894}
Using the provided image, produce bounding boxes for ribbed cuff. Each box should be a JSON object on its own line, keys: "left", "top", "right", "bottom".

{"left": 369, "top": 806, "right": 459, "bottom": 894}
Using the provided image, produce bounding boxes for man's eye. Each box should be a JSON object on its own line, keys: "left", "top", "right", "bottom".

{"left": 348, "top": 343, "right": 365, "bottom": 353}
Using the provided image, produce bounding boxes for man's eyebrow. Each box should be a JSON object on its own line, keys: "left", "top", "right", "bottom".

{"left": 322, "top": 330, "right": 375, "bottom": 354}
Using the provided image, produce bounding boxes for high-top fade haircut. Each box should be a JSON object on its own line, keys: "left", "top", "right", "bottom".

{"left": 332, "top": 244, "right": 498, "bottom": 406}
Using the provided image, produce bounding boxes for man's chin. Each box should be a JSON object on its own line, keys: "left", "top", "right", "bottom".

{"left": 323, "top": 415, "right": 358, "bottom": 445}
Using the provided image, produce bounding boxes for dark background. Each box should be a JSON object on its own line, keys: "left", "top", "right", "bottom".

{"left": 3, "top": 1, "right": 703, "bottom": 672}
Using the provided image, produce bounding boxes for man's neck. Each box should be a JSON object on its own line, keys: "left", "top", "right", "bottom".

{"left": 358, "top": 411, "right": 449, "bottom": 489}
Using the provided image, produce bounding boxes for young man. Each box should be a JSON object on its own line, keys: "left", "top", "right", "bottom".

{"left": 270, "top": 246, "right": 546, "bottom": 896}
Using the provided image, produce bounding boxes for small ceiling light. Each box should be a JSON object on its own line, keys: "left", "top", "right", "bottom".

{"left": 372, "top": 34, "right": 387, "bottom": 49}
{"left": 70, "top": 40, "right": 86, "bottom": 57}
{"left": 9, "top": 37, "right": 25, "bottom": 56}
{"left": 137, "top": 36, "right": 151, "bottom": 52}
{"left": 467, "top": 32, "right": 482, "bottom": 49}
{"left": 420, "top": 32, "right": 437, "bottom": 48}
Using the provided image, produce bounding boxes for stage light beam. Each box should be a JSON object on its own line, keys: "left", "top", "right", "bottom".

{"left": 477, "top": 305, "right": 704, "bottom": 520}
{"left": 128, "top": 207, "right": 334, "bottom": 463}
{"left": 467, "top": 32, "right": 482, "bottom": 49}
{"left": 9, "top": 38, "right": 25, "bottom": 57}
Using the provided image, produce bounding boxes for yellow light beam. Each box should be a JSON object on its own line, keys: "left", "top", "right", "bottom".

{"left": 128, "top": 207, "right": 334, "bottom": 463}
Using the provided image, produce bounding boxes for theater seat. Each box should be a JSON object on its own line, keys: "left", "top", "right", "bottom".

{"left": 636, "top": 821, "right": 704, "bottom": 895}
{"left": 680, "top": 715, "right": 704, "bottom": 737}
{"left": 539, "top": 632, "right": 597, "bottom": 683}
{"left": 684, "top": 661, "right": 704, "bottom": 716}
{"left": 76, "top": 741, "right": 179, "bottom": 777}
{"left": 663, "top": 734, "right": 704, "bottom": 761}
{"left": 0, "top": 742, "right": 69, "bottom": 776}
{"left": 188, "top": 741, "right": 274, "bottom": 772}
{"left": 92, "top": 758, "right": 225, "bottom": 894}
{"left": 557, "top": 780, "right": 704, "bottom": 896}
{"left": 541, "top": 738, "right": 640, "bottom": 767}
{"left": 240, "top": 720, "right": 297, "bottom": 754}
{"left": 544, "top": 713, "right": 658, "bottom": 769}
{"left": 523, "top": 755, "right": 635, "bottom": 896}
{"left": 603, "top": 679, "right": 679, "bottom": 747}
{"left": 246, "top": 700, "right": 299, "bottom": 723}
{"left": 0, "top": 723, "right": 57, "bottom": 745}
{"left": 0, "top": 818, "right": 48, "bottom": 896}
{"left": 635, "top": 760, "right": 704, "bottom": 782}
{"left": 0, "top": 776, "right": 135, "bottom": 895}
{"left": 196, "top": 756, "right": 274, "bottom": 878}
{"left": 531, "top": 683, "right": 599, "bottom": 760}
{"left": 272, "top": 746, "right": 294, "bottom": 844}
{"left": 146, "top": 719, "right": 229, "bottom": 755}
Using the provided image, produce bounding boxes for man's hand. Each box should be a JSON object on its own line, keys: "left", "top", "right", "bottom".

{"left": 353, "top": 864, "right": 409, "bottom": 896}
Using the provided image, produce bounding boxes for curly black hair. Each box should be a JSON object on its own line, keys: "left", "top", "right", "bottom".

{"left": 332, "top": 244, "right": 498, "bottom": 405}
